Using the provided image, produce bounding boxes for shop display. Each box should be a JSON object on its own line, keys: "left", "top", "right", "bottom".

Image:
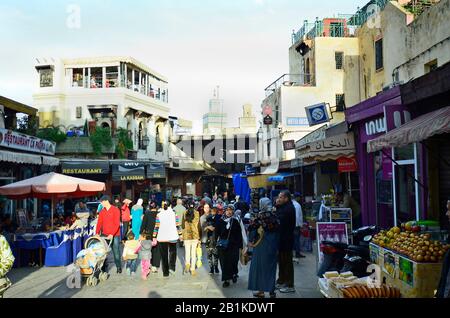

{"left": 372, "top": 226, "right": 449, "bottom": 263}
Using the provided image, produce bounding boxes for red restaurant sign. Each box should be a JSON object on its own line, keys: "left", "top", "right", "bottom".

{"left": 337, "top": 156, "right": 357, "bottom": 173}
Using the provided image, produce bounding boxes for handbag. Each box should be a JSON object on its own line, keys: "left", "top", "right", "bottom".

{"left": 217, "top": 218, "right": 233, "bottom": 249}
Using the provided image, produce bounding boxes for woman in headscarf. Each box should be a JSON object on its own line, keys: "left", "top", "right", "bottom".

{"left": 131, "top": 198, "right": 144, "bottom": 239}
{"left": 216, "top": 204, "right": 244, "bottom": 288}
{"left": 140, "top": 201, "right": 161, "bottom": 274}
{"left": 247, "top": 198, "right": 280, "bottom": 298}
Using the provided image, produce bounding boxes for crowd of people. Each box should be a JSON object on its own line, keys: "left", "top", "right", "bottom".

{"left": 89, "top": 189, "right": 306, "bottom": 298}
{"left": 0, "top": 190, "right": 308, "bottom": 298}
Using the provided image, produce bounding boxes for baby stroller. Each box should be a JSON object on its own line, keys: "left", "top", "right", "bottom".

{"left": 75, "top": 235, "right": 112, "bottom": 287}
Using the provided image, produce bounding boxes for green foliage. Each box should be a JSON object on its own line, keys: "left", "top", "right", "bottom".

{"left": 89, "top": 127, "right": 113, "bottom": 156}
{"left": 16, "top": 115, "right": 38, "bottom": 136}
{"left": 37, "top": 126, "right": 67, "bottom": 143}
{"left": 115, "top": 128, "right": 133, "bottom": 159}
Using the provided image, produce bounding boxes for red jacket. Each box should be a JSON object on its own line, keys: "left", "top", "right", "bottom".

{"left": 121, "top": 204, "right": 131, "bottom": 222}
{"left": 96, "top": 205, "right": 121, "bottom": 237}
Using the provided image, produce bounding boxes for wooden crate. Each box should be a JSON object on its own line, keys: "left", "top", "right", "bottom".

{"left": 370, "top": 243, "right": 443, "bottom": 298}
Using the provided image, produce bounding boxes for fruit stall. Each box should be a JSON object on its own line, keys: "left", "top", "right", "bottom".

{"left": 370, "top": 222, "right": 449, "bottom": 298}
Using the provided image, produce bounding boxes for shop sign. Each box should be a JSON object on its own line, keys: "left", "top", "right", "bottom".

{"left": 365, "top": 117, "right": 386, "bottom": 136}
{"left": 61, "top": 161, "right": 110, "bottom": 175}
{"left": 306, "top": 103, "right": 330, "bottom": 126}
{"left": 296, "top": 125, "right": 327, "bottom": 149}
{"left": 384, "top": 104, "right": 411, "bottom": 132}
{"left": 309, "top": 133, "right": 355, "bottom": 157}
{"left": 147, "top": 162, "right": 166, "bottom": 179}
{"left": 0, "top": 128, "right": 55, "bottom": 155}
{"left": 263, "top": 115, "right": 273, "bottom": 125}
{"left": 112, "top": 162, "right": 145, "bottom": 181}
{"left": 337, "top": 156, "right": 358, "bottom": 173}
{"left": 283, "top": 140, "right": 296, "bottom": 151}
{"left": 244, "top": 164, "right": 256, "bottom": 176}
{"left": 317, "top": 222, "right": 348, "bottom": 264}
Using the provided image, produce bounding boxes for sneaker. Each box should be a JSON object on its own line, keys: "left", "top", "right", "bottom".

{"left": 279, "top": 287, "right": 296, "bottom": 294}
{"left": 151, "top": 267, "right": 158, "bottom": 273}
{"left": 223, "top": 281, "right": 230, "bottom": 288}
{"left": 269, "top": 292, "right": 277, "bottom": 298}
{"left": 169, "top": 270, "right": 176, "bottom": 275}
{"left": 126, "top": 268, "right": 131, "bottom": 276}
{"left": 209, "top": 267, "right": 214, "bottom": 275}
{"left": 293, "top": 257, "right": 300, "bottom": 264}
{"left": 117, "top": 268, "right": 122, "bottom": 274}
{"left": 275, "top": 283, "right": 285, "bottom": 290}
{"left": 232, "top": 275, "right": 238, "bottom": 284}
{"left": 184, "top": 264, "right": 191, "bottom": 274}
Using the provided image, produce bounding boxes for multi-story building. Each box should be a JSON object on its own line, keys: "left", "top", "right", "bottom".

{"left": 33, "top": 56, "right": 170, "bottom": 162}
{"left": 257, "top": 15, "right": 360, "bottom": 172}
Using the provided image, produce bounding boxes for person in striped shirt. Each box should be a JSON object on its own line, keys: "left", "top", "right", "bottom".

{"left": 153, "top": 201, "right": 183, "bottom": 277}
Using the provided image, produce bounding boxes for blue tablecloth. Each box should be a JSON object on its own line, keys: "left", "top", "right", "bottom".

{"left": 14, "top": 230, "right": 64, "bottom": 250}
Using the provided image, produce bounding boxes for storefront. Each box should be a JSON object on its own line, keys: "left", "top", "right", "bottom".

{"left": 346, "top": 62, "right": 450, "bottom": 229}
{"left": 60, "top": 160, "right": 167, "bottom": 202}
{"left": 345, "top": 87, "right": 404, "bottom": 228}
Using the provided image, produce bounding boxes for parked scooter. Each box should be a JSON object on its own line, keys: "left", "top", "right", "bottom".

{"left": 317, "top": 226, "right": 378, "bottom": 278}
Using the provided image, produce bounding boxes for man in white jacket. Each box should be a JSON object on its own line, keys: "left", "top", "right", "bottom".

{"left": 292, "top": 193, "right": 305, "bottom": 261}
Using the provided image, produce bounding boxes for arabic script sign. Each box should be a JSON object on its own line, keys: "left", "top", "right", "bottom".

{"left": 309, "top": 133, "right": 355, "bottom": 157}
{"left": 0, "top": 128, "right": 55, "bottom": 155}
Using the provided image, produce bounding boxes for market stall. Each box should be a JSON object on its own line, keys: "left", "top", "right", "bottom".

{"left": 0, "top": 172, "right": 105, "bottom": 267}
{"left": 369, "top": 223, "right": 448, "bottom": 298}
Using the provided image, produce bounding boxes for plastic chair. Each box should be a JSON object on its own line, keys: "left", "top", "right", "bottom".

{"left": 44, "top": 231, "right": 73, "bottom": 267}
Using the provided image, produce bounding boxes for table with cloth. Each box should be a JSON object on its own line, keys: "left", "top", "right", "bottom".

{"left": 11, "top": 226, "right": 93, "bottom": 267}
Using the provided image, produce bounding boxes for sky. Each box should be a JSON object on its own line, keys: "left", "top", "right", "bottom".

{"left": 0, "top": 0, "right": 368, "bottom": 134}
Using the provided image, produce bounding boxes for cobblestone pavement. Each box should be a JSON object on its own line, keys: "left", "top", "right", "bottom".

{"left": 4, "top": 245, "right": 322, "bottom": 298}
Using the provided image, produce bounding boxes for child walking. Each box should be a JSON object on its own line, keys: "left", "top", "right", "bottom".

{"left": 139, "top": 236, "right": 153, "bottom": 280}
{"left": 122, "top": 232, "right": 140, "bottom": 276}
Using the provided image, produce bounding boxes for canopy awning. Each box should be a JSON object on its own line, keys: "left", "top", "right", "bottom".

{"left": 267, "top": 172, "right": 297, "bottom": 182}
{"left": 367, "top": 106, "right": 450, "bottom": 153}
{"left": 0, "top": 149, "right": 42, "bottom": 165}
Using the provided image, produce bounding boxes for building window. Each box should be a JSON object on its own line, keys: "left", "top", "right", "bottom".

{"left": 75, "top": 106, "right": 82, "bottom": 119}
{"left": 375, "top": 39, "right": 383, "bottom": 71}
{"left": 134, "top": 71, "right": 140, "bottom": 92}
{"left": 105, "top": 66, "right": 118, "bottom": 88}
{"left": 335, "top": 52, "right": 344, "bottom": 70}
{"left": 39, "top": 68, "right": 53, "bottom": 87}
{"left": 72, "top": 68, "right": 84, "bottom": 87}
{"left": 127, "top": 67, "right": 133, "bottom": 89}
{"left": 90, "top": 67, "right": 103, "bottom": 88}
{"left": 425, "top": 59, "right": 438, "bottom": 74}
{"left": 335, "top": 94, "right": 345, "bottom": 111}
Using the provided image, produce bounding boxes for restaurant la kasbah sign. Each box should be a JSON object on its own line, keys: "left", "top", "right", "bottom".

{"left": 0, "top": 128, "right": 56, "bottom": 155}
{"left": 119, "top": 175, "right": 145, "bottom": 181}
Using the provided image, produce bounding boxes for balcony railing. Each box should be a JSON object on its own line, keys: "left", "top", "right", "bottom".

{"left": 265, "top": 74, "right": 315, "bottom": 96}
{"left": 348, "top": 0, "right": 389, "bottom": 27}
{"left": 292, "top": 18, "right": 357, "bottom": 44}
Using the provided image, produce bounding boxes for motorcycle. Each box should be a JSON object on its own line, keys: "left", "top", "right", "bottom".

{"left": 317, "top": 226, "right": 378, "bottom": 278}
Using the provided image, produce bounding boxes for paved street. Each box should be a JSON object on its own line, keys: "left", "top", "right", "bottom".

{"left": 4, "top": 245, "right": 322, "bottom": 298}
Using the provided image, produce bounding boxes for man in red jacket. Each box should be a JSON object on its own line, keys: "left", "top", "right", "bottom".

{"left": 96, "top": 195, "right": 122, "bottom": 274}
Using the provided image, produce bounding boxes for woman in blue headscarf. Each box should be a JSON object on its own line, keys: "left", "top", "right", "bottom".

{"left": 247, "top": 198, "right": 280, "bottom": 298}
{"left": 130, "top": 198, "right": 144, "bottom": 239}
